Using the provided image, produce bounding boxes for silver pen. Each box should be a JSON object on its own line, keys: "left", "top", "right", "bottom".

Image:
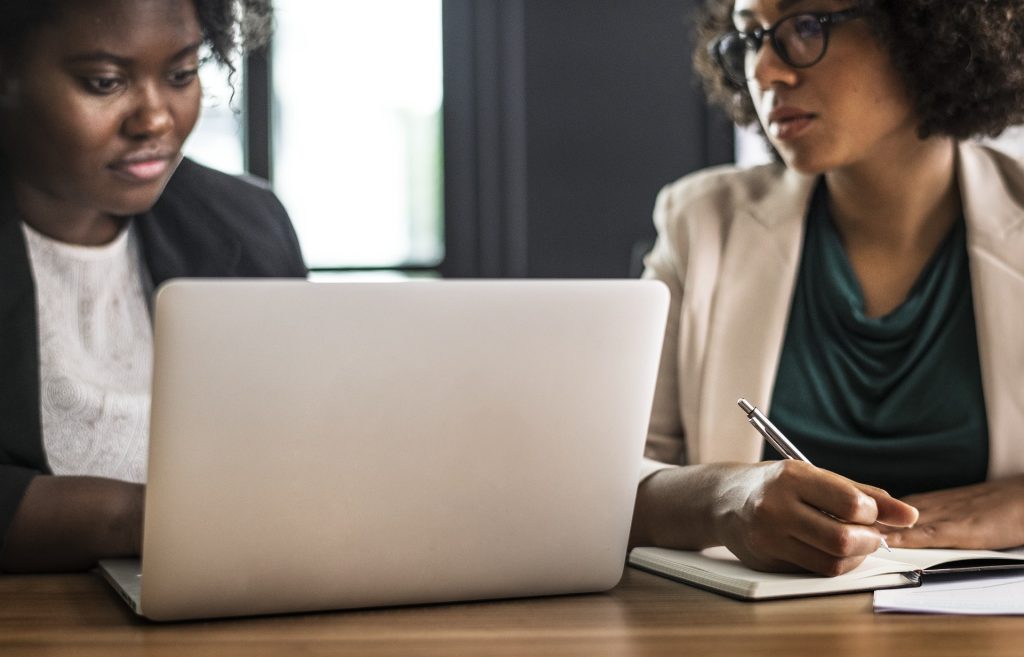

{"left": 737, "top": 398, "right": 892, "bottom": 552}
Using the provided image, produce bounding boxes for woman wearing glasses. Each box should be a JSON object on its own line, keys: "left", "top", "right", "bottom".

{"left": 630, "top": 0, "right": 1024, "bottom": 575}
{"left": 0, "top": 0, "right": 306, "bottom": 573}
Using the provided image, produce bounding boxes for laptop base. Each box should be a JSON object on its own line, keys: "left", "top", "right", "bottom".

{"left": 98, "top": 559, "right": 143, "bottom": 615}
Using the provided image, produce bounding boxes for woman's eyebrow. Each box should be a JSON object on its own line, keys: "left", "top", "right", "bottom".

{"left": 733, "top": 0, "right": 831, "bottom": 20}
{"left": 63, "top": 51, "right": 131, "bottom": 66}
{"left": 169, "top": 40, "right": 204, "bottom": 61}
{"left": 61, "top": 40, "right": 203, "bottom": 66}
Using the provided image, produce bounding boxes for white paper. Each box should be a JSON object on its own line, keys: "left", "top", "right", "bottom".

{"left": 874, "top": 571, "right": 1024, "bottom": 615}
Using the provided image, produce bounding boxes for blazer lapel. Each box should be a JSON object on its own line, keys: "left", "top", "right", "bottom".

{"left": 958, "top": 143, "right": 1024, "bottom": 480}
{"left": 695, "top": 169, "right": 815, "bottom": 464}
{"left": 0, "top": 178, "right": 47, "bottom": 471}
{"left": 135, "top": 166, "right": 243, "bottom": 286}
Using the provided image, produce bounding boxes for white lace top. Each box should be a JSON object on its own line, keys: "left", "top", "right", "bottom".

{"left": 22, "top": 221, "right": 152, "bottom": 483}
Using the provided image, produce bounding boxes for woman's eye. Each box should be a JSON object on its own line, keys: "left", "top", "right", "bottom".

{"left": 793, "top": 16, "right": 824, "bottom": 38}
{"left": 84, "top": 77, "right": 123, "bottom": 94}
{"left": 169, "top": 68, "right": 199, "bottom": 87}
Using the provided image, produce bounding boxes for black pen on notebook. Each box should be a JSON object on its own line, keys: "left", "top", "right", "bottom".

{"left": 736, "top": 398, "right": 892, "bottom": 552}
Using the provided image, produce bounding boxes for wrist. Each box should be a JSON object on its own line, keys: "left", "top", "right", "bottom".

{"left": 630, "top": 469, "right": 669, "bottom": 548}
{"left": 631, "top": 464, "right": 744, "bottom": 550}
{"left": 93, "top": 480, "right": 145, "bottom": 558}
{"left": 704, "top": 463, "right": 766, "bottom": 550}
{"left": 120, "top": 483, "right": 145, "bottom": 556}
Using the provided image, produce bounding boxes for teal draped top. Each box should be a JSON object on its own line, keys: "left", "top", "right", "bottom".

{"left": 765, "top": 182, "right": 989, "bottom": 497}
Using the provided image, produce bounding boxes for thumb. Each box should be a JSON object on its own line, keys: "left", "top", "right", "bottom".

{"left": 856, "top": 484, "right": 918, "bottom": 528}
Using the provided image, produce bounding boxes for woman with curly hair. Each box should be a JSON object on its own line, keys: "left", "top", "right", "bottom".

{"left": 0, "top": 0, "right": 306, "bottom": 573}
{"left": 630, "top": 0, "right": 1024, "bottom": 575}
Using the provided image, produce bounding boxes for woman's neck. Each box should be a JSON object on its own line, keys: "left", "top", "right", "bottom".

{"left": 823, "top": 136, "right": 960, "bottom": 318}
{"left": 824, "top": 136, "right": 960, "bottom": 253}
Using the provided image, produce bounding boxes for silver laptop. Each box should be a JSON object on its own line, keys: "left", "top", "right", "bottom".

{"left": 99, "top": 279, "right": 668, "bottom": 621}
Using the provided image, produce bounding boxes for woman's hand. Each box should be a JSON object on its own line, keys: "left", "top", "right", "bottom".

{"left": 883, "top": 476, "right": 1024, "bottom": 550}
{"left": 631, "top": 461, "right": 918, "bottom": 577}
{"left": 712, "top": 461, "right": 919, "bottom": 575}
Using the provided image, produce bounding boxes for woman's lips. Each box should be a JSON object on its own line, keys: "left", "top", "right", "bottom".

{"left": 109, "top": 157, "right": 172, "bottom": 182}
{"left": 768, "top": 114, "right": 816, "bottom": 141}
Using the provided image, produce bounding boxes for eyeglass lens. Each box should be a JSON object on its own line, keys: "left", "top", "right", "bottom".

{"left": 718, "top": 14, "right": 827, "bottom": 84}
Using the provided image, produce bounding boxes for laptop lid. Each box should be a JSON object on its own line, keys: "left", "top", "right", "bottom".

{"left": 139, "top": 279, "right": 668, "bottom": 620}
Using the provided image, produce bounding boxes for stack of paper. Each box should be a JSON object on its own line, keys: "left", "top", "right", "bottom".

{"left": 874, "top": 571, "right": 1024, "bottom": 615}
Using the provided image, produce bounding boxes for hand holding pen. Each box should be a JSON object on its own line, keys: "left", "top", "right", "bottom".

{"left": 738, "top": 399, "right": 913, "bottom": 554}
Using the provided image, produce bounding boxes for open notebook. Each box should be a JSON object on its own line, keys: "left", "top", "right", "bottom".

{"left": 629, "top": 546, "right": 1024, "bottom": 601}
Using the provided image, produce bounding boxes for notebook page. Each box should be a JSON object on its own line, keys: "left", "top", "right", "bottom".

{"left": 873, "top": 547, "right": 1024, "bottom": 571}
{"left": 695, "top": 547, "right": 915, "bottom": 581}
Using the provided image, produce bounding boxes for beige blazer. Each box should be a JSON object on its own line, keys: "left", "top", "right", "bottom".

{"left": 640, "top": 142, "right": 1024, "bottom": 482}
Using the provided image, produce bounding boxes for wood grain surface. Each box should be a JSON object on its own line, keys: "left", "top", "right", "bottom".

{"left": 2, "top": 567, "right": 1021, "bottom": 656}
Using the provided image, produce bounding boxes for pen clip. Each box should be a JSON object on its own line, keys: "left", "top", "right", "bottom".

{"left": 738, "top": 398, "right": 808, "bottom": 462}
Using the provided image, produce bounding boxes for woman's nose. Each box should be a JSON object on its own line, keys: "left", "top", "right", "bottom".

{"left": 122, "top": 84, "right": 174, "bottom": 139}
{"left": 748, "top": 40, "right": 800, "bottom": 91}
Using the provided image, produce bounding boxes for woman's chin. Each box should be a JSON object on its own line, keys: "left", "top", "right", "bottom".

{"left": 104, "top": 180, "right": 176, "bottom": 217}
{"left": 777, "top": 149, "right": 835, "bottom": 176}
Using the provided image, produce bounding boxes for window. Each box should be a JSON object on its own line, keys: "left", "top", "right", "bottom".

{"left": 272, "top": 1, "right": 445, "bottom": 270}
{"left": 185, "top": 4, "right": 445, "bottom": 273}
{"left": 184, "top": 53, "right": 245, "bottom": 175}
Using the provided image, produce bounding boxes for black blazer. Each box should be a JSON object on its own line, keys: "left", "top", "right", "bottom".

{"left": 0, "top": 158, "right": 307, "bottom": 550}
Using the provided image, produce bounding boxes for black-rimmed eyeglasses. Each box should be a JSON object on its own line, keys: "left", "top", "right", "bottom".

{"left": 710, "top": 9, "right": 862, "bottom": 86}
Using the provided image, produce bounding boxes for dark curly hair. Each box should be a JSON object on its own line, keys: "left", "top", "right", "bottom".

{"left": 694, "top": 0, "right": 1024, "bottom": 140}
{"left": 0, "top": 0, "right": 273, "bottom": 87}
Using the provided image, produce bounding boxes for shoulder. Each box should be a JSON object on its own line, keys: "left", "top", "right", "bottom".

{"left": 159, "top": 158, "right": 280, "bottom": 212}
{"left": 143, "top": 158, "right": 306, "bottom": 279}
{"left": 653, "top": 162, "right": 791, "bottom": 235}
{"left": 659, "top": 161, "right": 788, "bottom": 204}
{"left": 959, "top": 142, "right": 1024, "bottom": 199}
{"left": 957, "top": 142, "right": 1024, "bottom": 234}
{"left": 152, "top": 158, "right": 297, "bottom": 244}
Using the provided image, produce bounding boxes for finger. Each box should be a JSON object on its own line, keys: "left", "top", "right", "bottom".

{"left": 855, "top": 483, "right": 919, "bottom": 528}
{"left": 789, "top": 500, "right": 886, "bottom": 558}
{"left": 774, "top": 535, "right": 870, "bottom": 577}
{"left": 880, "top": 521, "right": 942, "bottom": 548}
{"left": 901, "top": 489, "right": 955, "bottom": 512}
{"left": 733, "top": 535, "right": 868, "bottom": 576}
{"left": 792, "top": 470, "right": 880, "bottom": 527}
{"left": 760, "top": 463, "right": 891, "bottom": 556}
{"left": 883, "top": 520, "right": 964, "bottom": 549}
{"left": 906, "top": 504, "right": 959, "bottom": 528}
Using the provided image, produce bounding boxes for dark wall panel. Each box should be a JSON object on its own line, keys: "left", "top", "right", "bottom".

{"left": 442, "top": 0, "right": 733, "bottom": 279}
{"left": 523, "top": 0, "right": 724, "bottom": 277}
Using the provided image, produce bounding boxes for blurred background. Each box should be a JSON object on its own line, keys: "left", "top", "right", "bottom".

{"left": 185, "top": 0, "right": 1024, "bottom": 279}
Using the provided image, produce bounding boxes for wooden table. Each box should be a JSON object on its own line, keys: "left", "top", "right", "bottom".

{"left": 2, "top": 567, "right": 1021, "bottom": 657}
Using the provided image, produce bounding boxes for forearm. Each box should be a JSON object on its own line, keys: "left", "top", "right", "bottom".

{"left": 629, "top": 463, "right": 747, "bottom": 550}
{"left": 0, "top": 476, "right": 144, "bottom": 573}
